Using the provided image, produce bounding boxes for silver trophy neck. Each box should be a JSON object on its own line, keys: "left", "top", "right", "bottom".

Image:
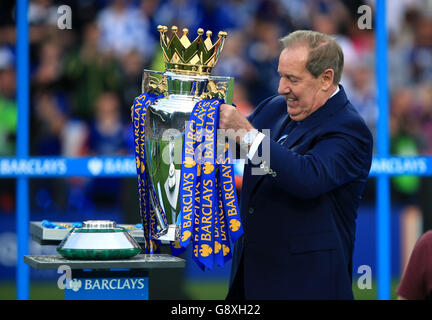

{"left": 82, "top": 220, "right": 116, "bottom": 229}
{"left": 144, "top": 69, "right": 231, "bottom": 81}
{"left": 164, "top": 71, "right": 210, "bottom": 81}
{"left": 142, "top": 69, "right": 233, "bottom": 99}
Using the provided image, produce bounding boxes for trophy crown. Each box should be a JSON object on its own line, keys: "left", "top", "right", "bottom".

{"left": 157, "top": 25, "right": 227, "bottom": 75}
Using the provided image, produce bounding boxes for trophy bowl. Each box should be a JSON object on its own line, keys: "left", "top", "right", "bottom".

{"left": 142, "top": 69, "right": 233, "bottom": 242}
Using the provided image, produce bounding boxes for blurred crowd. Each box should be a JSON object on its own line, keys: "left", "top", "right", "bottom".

{"left": 1, "top": 0, "right": 432, "bottom": 224}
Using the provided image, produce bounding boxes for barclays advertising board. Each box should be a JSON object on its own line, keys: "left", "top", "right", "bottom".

{"left": 370, "top": 157, "right": 429, "bottom": 176}
{"left": 63, "top": 276, "right": 149, "bottom": 300}
{"left": 0, "top": 157, "right": 136, "bottom": 177}
{"left": 1, "top": 156, "right": 432, "bottom": 177}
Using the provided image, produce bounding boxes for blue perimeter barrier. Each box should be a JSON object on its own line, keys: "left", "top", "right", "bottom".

{"left": 0, "top": 156, "right": 432, "bottom": 178}
{"left": 375, "top": 0, "right": 391, "bottom": 300}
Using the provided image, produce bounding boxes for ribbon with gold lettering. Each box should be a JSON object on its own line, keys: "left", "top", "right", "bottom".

{"left": 197, "top": 100, "right": 218, "bottom": 269}
{"left": 216, "top": 143, "right": 233, "bottom": 266}
{"left": 132, "top": 92, "right": 167, "bottom": 254}
{"left": 178, "top": 100, "right": 205, "bottom": 248}
{"left": 214, "top": 173, "right": 226, "bottom": 267}
{"left": 171, "top": 99, "right": 206, "bottom": 257}
{"left": 192, "top": 166, "right": 204, "bottom": 269}
{"left": 132, "top": 93, "right": 243, "bottom": 267}
{"left": 185, "top": 100, "right": 208, "bottom": 269}
{"left": 178, "top": 98, "right": 243, "bottom": 270}
{"left": 219, "top": 142, "right": 243, "bottom": 243}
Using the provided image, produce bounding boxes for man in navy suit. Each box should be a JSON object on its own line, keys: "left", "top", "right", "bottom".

{"left": 219, "top": 30, "right": 373, "bottom": 299}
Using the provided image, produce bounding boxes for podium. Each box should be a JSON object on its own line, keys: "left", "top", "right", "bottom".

{"left": 24, "top": 222, "right": 185, "bottom": 300}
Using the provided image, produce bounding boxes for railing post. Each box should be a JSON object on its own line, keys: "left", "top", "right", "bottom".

{"left": 16, "top": 0, "right": 30, "bottom": 300}
{"left": 375, "top": 0, "right": 391, "bottom": 300}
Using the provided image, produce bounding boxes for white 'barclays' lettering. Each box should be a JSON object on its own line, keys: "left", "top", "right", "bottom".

{"left": 88, "top": 158, "right": 136, "bottom": 176}
{"left": 0, "top": 159, "right": 67, "bottom": 176}
{"left": 104, "top": 158, "right": 136, "bottom": 174}
{"left": 371, "top": 158, "right": 427, "bottom": 175}
{"left": 84, "top": 278, "right": 146, "bottom": 290}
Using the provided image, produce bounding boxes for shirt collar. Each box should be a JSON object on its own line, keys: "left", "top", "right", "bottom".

{"left": 330, "top": 85, "right": 340, "bottom": 98}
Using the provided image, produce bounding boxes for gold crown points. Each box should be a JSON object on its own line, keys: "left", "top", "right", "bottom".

{"left": 157, "top": 25, "right": 227, "bottom": 75}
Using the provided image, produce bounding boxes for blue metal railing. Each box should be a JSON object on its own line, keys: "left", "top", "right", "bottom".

{"left": 376, "top": 0, "right": 391, "bottom": 300}
{"left": 16, "top": 0, "right": 29, "bottom": 301}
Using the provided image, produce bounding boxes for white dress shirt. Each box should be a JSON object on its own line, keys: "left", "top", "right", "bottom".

{"left": 247, "top": 86, "right": 340, "bottom": 160}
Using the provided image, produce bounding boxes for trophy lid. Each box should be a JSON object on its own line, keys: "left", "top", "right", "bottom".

{"left": 158, "top": 25, "right": 227, "bottom": 75}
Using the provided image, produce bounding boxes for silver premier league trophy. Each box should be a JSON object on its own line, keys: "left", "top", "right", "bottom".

{"left": 132, "top": 25, "right": 243, "bottom": 270}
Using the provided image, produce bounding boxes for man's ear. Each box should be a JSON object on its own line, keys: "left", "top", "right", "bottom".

{"left": 320, "top": 68, "right": 334, "bottom": 91}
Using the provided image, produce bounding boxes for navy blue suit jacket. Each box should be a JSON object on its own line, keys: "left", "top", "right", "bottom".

{"left": 228, "top": 85, "right": 373, "bottom": 299}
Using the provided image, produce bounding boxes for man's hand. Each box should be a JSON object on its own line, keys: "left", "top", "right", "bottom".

{"left": 131, "top": 102, "right": 256, "bottom": 145}
{"left": 219, "top": 104, "right": 255, "bottom": 144}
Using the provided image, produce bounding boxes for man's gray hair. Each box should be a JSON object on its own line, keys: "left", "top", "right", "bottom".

{"left": 280, "top": 30, "right": 344, "bottom": 84}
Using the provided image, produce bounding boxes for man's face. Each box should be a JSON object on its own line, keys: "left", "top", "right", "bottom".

{"left": 277, "top": 45, "right": 325, "bottom": 121}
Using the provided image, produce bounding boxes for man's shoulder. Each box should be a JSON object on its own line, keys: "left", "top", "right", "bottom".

{"left": 312, "top": 99, "right": 373, "bottom": 158}
{"left": 247, "top": 95, "right": 286, "bottom": 122}
{"left": 348, "top": 102, "right": 373, "bottom": 137}
{"left": 331, "top": 99, "right": 373, "bottom": 140}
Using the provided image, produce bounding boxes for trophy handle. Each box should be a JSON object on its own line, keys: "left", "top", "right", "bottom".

{"left": 225, "top": 77, "right": 234, "bottom": 105}
{"left": 142, "top": 69, "right": 168, "bottom": 96}
{"left": 142, "top": 69, "right": 234, "bottom": 104}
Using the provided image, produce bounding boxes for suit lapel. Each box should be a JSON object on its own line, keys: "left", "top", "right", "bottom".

{"left": 282, "top": 118, "right": 320, "bottom": 149}
{"left": 244, "top": 86, "right": 349, "bottom": 202}
{"left": 244, "top": 113, "right": 292, "bottom": 199}
{"left": 271, "top": 113, "right": 291, "bottom": 141}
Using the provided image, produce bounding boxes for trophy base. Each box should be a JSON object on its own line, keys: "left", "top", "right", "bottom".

{"left": 155, "top": 224, "right": 179, "bottom": 242}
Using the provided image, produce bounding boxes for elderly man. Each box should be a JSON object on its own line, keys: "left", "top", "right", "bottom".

{"left": 220, "top": 30, "right": 373, "bottom": 300}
